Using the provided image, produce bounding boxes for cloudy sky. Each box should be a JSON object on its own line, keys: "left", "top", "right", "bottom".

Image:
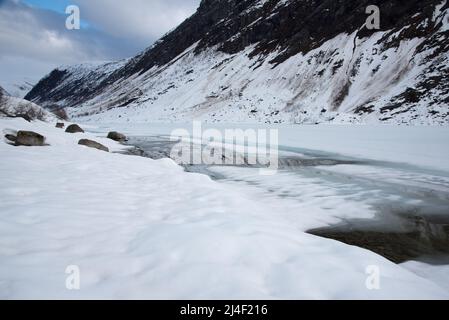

{"left": 0, "top": 0, "right": 200, "bottom": 90}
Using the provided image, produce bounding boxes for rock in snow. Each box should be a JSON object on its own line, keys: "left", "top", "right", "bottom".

{"left": 15, "top": 131, "right": 46, "bottom": 147}
{"left": 65, "top": 124, "right": 84, "bottom": 133}
{"left": 78, "top": 139, "right": 109, "bottom": 152}
{"left": 4, "top": 134, "right": 16, "bottom": 143}
{"left": 107, "top": 131, "right": 127, "bottom": 142}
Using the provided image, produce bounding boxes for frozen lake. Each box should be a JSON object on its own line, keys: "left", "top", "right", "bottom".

{"left": 121, "top": 134, "right": 449, "bottom": 263}
{"left": 2, "top": 118, "right": 448, "bottom": 298}
{"left": 89, "top": 123, "right": 449, "bottom": 284}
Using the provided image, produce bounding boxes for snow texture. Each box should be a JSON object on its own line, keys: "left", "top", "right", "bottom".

{"left": 0, "top": 118, "right": 448, "bottom": 299}
{"left": 0, "top": 93, "right": 56, "bottom": 122}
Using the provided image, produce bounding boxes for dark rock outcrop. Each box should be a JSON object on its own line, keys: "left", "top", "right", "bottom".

{"left": 56, "top": 123, "right": 65, "bottom": 128}
{"left": 14, "top": 114, "right": 32, "bottom": 122}
{"left": 4, "top": 134, "right": 16, "bottom": 143}
{"left": 78, "top": 139, "right": 109, "bottom": 152}
{"left": 0, "top": 86, "right": 8, "bottom": 98}
{"left": 65, "top": 124, "right": 84, "bottom": 133}
{"left": 107, "top": 131, "right": 127, "bottom": 142}
{"left": 15, "top": 131, "right": 45, "bottom": 146}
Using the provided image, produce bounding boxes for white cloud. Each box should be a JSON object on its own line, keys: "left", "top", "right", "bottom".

{"left": 75, "top": 0, "right": 200, "bottom": 45}
{"left": 0, "top": 0, "right": 201, "bottom": 90}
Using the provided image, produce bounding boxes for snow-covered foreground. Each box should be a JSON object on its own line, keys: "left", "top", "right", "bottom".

{"left": 0, "top": 118, "right": 448, "bottom": 299}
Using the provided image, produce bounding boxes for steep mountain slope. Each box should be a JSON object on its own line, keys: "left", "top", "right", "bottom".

{"left": 26, "top": 0, "right": 449, "bottom": 124}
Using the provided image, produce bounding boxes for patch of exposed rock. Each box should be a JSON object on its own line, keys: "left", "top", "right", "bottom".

{"left": 78, "top": 139, "right": 109, "bottom": 152}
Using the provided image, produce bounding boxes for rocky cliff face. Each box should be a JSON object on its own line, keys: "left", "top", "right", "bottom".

{"left": 26, "top": 0, "right": 449, "bottom": 124}
{"left": 0, "top": 86, "right": 8, "bottom": 98}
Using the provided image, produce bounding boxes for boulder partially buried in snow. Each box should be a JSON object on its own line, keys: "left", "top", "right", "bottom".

{"left": 65, "top": 124, "right": 84, "bottom": 133}
{"left": 4, "top": 134, "right": 16, "bottom": 143}
{"left": 15, "top": 131, "right": 46, "bottom": 146}
{"left": 107, "top": 131, "right": 127, "bottom": 142}
{"left": 78, "top": 139, "right": 109, "bottom": 152}
{"left": 56, "top": 123, "right": 65, "bottom": 128}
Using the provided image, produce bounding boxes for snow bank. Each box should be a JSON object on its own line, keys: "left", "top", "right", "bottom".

{"left": 0, "top": 94, "right": 56, "bottom": 122}
{"left": 0, "top": 118, "right": 448, "bottom": 299}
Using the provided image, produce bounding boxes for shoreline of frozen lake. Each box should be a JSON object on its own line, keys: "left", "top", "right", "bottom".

{"left": 1, "top": 118, "right": 448, "bottom": 299}
{"left": 122, "top": 135, "right": 449, "bottom": 263}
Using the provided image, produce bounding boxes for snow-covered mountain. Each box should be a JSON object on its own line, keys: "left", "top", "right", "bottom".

{"left": 26, "top": 0, "right": 449, "bottom": 125}
{"left": 0, "top": 86, "right": 8, "bottom": 98}
{"left": 2, "top": 78, "right": 36, "bottom": 98}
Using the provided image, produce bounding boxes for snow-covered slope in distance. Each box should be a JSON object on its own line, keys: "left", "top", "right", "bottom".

{"left": 0, "top": 86, "right": 8, "bottom": 97}
{"left": 1, "top": 78, "right": 36, "bottom": 98}
{"left": 26, "top": 0, "right": 449, "bottom": 125}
